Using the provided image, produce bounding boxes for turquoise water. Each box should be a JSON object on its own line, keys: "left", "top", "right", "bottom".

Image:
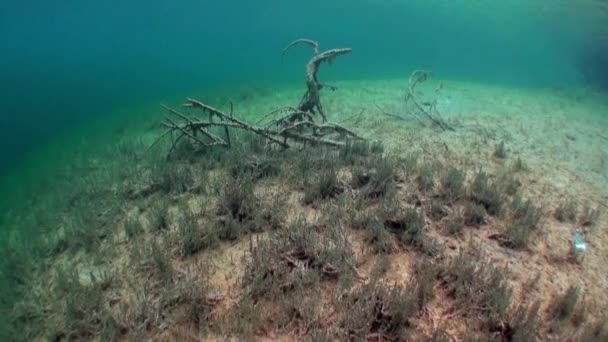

{"left": 1, "top": 1, "right": 608, "bottom": 339}
{"left": 1, "top": 0, "right": 606, "bottom": 173}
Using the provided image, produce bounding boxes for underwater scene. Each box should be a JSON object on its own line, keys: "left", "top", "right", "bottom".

{"left": 1, "top": 0, "right": 608, "bottom": 340}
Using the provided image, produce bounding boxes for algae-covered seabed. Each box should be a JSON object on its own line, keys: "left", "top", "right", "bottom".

{"left": 2, "top": 77, "right": 608, "bottom": 340}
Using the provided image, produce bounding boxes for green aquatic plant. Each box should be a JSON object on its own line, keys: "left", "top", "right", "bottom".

{"left": 366, "top": 220, "right": 398, "bottom": 254}
{"left": 242, "top": 219, "right": 355, "bottom": 302}
{"left": 148, "top": 197, "right": 170, "bottom": 231}
{"left": 334, "top": 277, "right": 420, "bottom": 340}
{"left": 384, "top": 207, "right": 426, "bottom": 246}
{"left": 176, "top": 209, "right": 218, "bottom": 257}
{"left": 510, "top": 301, "right": 541, "bottom": 342}
{"left": 494, "top": 195, "right": 542, "bottom": 249}
{"left": 339, "top": 140, "right": 381, "bottom": 165}
{"left": 124, "top": 217, "right": 143, "bottom": 241}
{"left": 579, "top": 203, "right": 600, "bottom": 227}
{"left": 418, "top": 165, "right": 435, "bottom": 192}
{"left": 216, "top": 174, "right": 257, "bottom": 221}
{"left": 555, "top": 199, "right": 578, "bottom": 223}
{"left": 303, "top": 167, "right": 341, "bottom": 204}
{"left": 578, "top": 317, "right": 607, "bottom": 342}
{"left": 430, "top": 199, "right": 447, "bottom": 220}
{"left": 550, "top": 285, "right": 581, "bottom": 322}
{"left": 52, "top": 265, "right": 112, "bottom": 340}
{"left": 494, "top": 140, "right": 507, "bottom": 159}
{"left": 152, "top": 162, "right": 195, "bottom": 194}
{"left": 512, "top": 156, "right": 527, "bottom": 172}
{"left": 444, "top": 213, "right": 465, "bottom": 236}
{"left": 464, "top": 202, "right": 486, "bottom": 226}
{"left": 398, "top": 152, "right": 419, "bottom": 179}
{"left": 255, "top": 192, "right": 287, "bottom": 231}
{"left": 438, "top": 245, "right": 512, "bottom": 319}
{"left": 360, "top": 155, "right": 398, "bottom": 199}
{"left": 470, "top": 171, "right": 504, "bottom": 216}
{"left": 441, "top": 167, "right": 465, "bottom": 201}
{"left": 132, "top": 238, "right": 173, "bottom": 285}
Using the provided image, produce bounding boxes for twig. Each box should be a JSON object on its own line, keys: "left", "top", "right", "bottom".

{"left": 405, "top": 70, "right": 453, "bottom": 131}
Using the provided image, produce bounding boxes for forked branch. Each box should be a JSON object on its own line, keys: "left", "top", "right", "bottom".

{"left": 283, "top": 38, "right": 352, "bottom": 122}
{"left": 155, "top": 99, "right": 362, "bottom": 158}
{"left": 404, "top": 70, "right": 453, "bottom": 131}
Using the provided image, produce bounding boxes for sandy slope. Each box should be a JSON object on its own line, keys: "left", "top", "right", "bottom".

{"left": 5, "top": 76, "right": 608, "bottom": 339}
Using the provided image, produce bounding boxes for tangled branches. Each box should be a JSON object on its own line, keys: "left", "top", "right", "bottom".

{"left": 154, "top": 99, "right": 362, "bottom": 159}
{"left": 154, "top": 39, "right": 360, "bottom": 158}
{"left": 405, "top": 70, "right": 454, "bottom": 132}
{"left": 283, "top": 38, "right": 353, "bottom": 122}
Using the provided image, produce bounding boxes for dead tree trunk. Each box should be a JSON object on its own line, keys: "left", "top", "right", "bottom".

{"left": 283, "top": 39, "right": 352, "bottom": 122}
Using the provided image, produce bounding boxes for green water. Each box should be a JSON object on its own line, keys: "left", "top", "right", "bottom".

{"left": 1, "top": 0, "right": 607, "bottom": 339}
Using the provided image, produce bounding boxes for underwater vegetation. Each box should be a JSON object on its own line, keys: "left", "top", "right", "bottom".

{"left": 0, "top": 35, "right": 606, "bottom": 342}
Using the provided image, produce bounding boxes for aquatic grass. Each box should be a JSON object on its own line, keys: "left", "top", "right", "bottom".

{"left": 255, "top": 192, "right": 287, "bottom": 231}
{"left": 366, "top": 220, "right": 398, "bottom": 254}
{"left": 360, "top": 155, "right": 398, "bottom": 199}
{"left": 512, "top": 156, "right": 527, "bottom": 172}
{"left": 470, "top": 171, "right": 505, "bottom": 216}
{"left": 494, "top": 141, "right": 507, "bottom": 159}
{"left": 510, "top": 301, "right": 541, "bottom": 342}
{"left": 549, "top": 285, "right": 581, "bottom": 322}
{"left": 64, "top": 211, "right": 101, "bottom": 253}
{"left": 52, "top": 265, "right": 112, "bottom": 340}
{"left": 339, "top": 140, "right": 374, "bottom": 165}
{"left": 578, "top": 318, "right": 607, "bottom": 342}
{"left": 175, "top": 209, "right": 218, "bottom": 257}
{"left": 216, "top": 174, "right": 257, "bottom": 221}
{"left": 441, "top": 167, "right": 465, "bottom": 201}
{"left": 579, "top": 203, "right": 600, "bottom": 227}
{"left": 497, "top": 195, "right": 542, "bottom": 249}
{"left": 555, "top": 199, "right": 577, "bottom": 223}
{"left": 444, "top": 212, "right": 464, "bottom": 236}
{"left": 152, "top": 162, "right": 196, "bottom": 194}
{"left": 384, "top": 207, "right": 426, "bottom": 247}
{"left": 438, "top": 245, "right": 512, "bottom": 319}
{"left": 303, "top": 167, "right": 341, "bottom": 204}
{"left": 148, "top": 197, "right": 170, "bottom": 232}
{"left": 430, "top": 199, "right": 447, "bottom": 220}
{"left": 242, "top": 219, "right": 355, "bottom": 300}
{"left": 418, "top": 165, "right": 435, "bottom": 192}
{"left": 335, "top": 279, "right": 418, "bottom": 340}
{"left": 500, "top": 173, "right": 522, "bottom": 197}
{"left": 124, "top": 217, "right": 143, "bottom": 241}
{"left": 464, "top": 202, "right": 486, "bottom": 226}
{"left": 132, "top": 238, "right": 174, "bottom": 285}
{"left": 399, "top": 153, "right": 419, "bottom": 179}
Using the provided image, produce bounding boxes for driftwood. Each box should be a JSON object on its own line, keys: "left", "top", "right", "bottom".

{"left": 154, "top": 39, "right": 360, "bottom": 158}
{"left": 154, "top": 99, "right": 362, "bottom": 159}
{"left": 283, "top": 38, "right": 352, "bottom": 122}
{"left": 404, "top": 70, "right": 453, "bottom": 131}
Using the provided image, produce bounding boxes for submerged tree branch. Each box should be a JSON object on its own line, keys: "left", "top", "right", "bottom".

{"left": 283, "top": 38, "right": 352, "bottom": 122}
{"left": 404, "top": 70, "right": 454, "bottom": 132}
{"left": 154, "top": 39, "right": 360, "bottom": 158}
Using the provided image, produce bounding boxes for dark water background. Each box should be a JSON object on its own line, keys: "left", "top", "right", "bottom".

{"left": 0, "top": 0, "right": 606, "bottom": 175}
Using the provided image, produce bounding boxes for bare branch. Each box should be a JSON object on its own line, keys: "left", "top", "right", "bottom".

{"left": 404, "top": 70, "right": 454, "bottom": 131}
{"left": 282, "top": 38, "right": 320, "bottom": 56}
